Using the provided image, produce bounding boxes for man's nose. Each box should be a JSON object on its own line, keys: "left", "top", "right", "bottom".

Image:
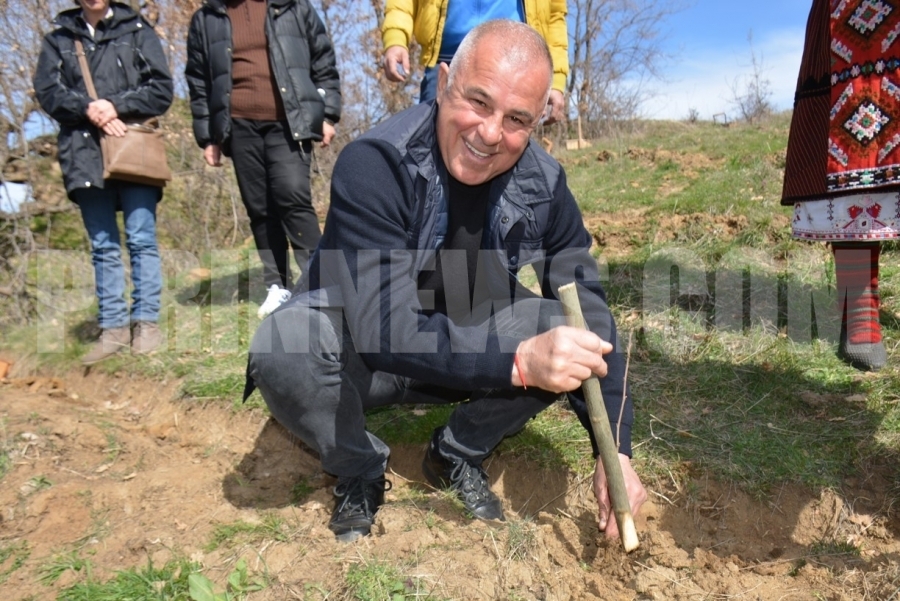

{"left": 478, "top": 112, "right": 503, "bottom": 147}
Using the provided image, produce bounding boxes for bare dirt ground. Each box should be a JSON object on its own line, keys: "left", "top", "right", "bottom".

{"left": 3, "top": 366, "right": 900, "bottom": 600}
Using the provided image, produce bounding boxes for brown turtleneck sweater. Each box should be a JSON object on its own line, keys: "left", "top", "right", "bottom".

{"left": 226, "top": 0, "right": 286, "bottom": 121}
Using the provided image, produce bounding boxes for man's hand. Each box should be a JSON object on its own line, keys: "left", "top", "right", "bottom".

{"left": 593, "top": 453, "right": 647, "bottom": 540}
{"left": 321, "top": 121, "right": 335, "bottom": 147}
{"left": 512, "top": 326, "right": 612, "bottom": 393}
{"left": 203, "top": 144, "right": 222, "bottom": 167}
{"left": 544, "top": 89, "right": 565, "bottom": 125}
{"left": 87, "top": 99, "right": 119, "bottom": 129}
{"left": 383, "top": 45, "right": 410, "bottom": 82}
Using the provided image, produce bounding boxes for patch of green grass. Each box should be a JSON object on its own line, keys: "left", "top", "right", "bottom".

{"left": 565, "top": 115, "right": 794, "bottom": 254}
{"left": 628, "top": 311, "right": 881, "bottom": 495}
{"left": 188, "top": 558, "right": 266, "bottom": 601}
{"left": 0, "top": 541, "right": 30, "bottom": 585}
{"left": 0, "top": 449, "right": 9, "bottom": 482}
{"left": 366, "top": 405, "right": 454, "bottom": 446}
{"left": 100, "top": 427, "right": 122, "bottom": 464}
{"left": 0, "top": 418, "right": 10, "bottom": 483}
{"left": 57, "top": 558, "right": 199, "bottom": 601}
{"left": 810, "top": 538, "right": 861, "bottom": 558}
{"left": 23, "top": 474, "right": 53, "bottom": 494}
{"left": 505, "top": 517, "right": 538, "bottom": 561}
{"left": 290, "top": 476, "right": 316, "bottom": 504}
{"left": 30, "top": 210, "right": 90, "bottom": 252}
{"left": 180, "top": 367, "right": 248, "bottom": 404}
{"left": 9, "top": 248, "right": 263, "bottom": 408}
{"left": 498, "top": 402, "right": 591, "bottom": 471}
{"left": 362, "top": 390, "right": 588, "bottom": 474}
{"left": 38, "top": 550, "right": 90, "bottom": 585}
{"left": 788, "top": 558, "right": 807, "bottom": 577}
{"left": 205, "top": 514, "right": 289, "bottom": 552}
{"left": 343, "top": 558, "right": 448, "bottom": 601}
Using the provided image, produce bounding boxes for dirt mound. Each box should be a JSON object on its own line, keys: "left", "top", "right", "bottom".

{"left": 587, "top": 210, "right": 791, "bottom": 257}
{"left": 3, "top": 370, "right": 900, "bottom": 599}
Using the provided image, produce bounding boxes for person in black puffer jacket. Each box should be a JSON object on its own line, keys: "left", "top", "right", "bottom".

{"left": 185, "top": 0, "right": 342, "bottom": 319}
{"left": 33, "top": 0, "right": 173, "bottom": 364}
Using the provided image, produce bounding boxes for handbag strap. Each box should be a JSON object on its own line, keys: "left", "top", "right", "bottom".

{"left": 73, "top": 39, "right": 98, "bottom": 100}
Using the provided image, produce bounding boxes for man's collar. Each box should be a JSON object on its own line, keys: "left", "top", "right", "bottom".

{"left": 84, "top": 6, "right": 115, "bottom": 21}
{"left": 81, "top": 6, "right": 114, "bottom": 32}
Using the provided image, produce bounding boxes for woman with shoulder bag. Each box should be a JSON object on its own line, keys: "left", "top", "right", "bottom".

{"left": 34, "top": 0, "right": 174, "bottom": 364}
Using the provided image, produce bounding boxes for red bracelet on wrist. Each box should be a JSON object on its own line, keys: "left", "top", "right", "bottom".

{"left": 514, "top": 353, "right": 527, "bottom": 390}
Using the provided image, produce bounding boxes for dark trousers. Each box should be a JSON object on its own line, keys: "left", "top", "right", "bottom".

{"left": 247, "top": 298, "right": 562, "bottom": 480}
{"left": 231, "top": 118, "right": 321, "bottom": 288}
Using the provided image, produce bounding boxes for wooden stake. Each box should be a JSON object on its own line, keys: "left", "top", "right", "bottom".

{"left": 558, "top": 282, "right": 639, "bottom": 552}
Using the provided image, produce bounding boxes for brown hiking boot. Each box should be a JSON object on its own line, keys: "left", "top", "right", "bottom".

{"left": 82, "top": 326, "right": 131, "bottom": 365}
{"left": 131, "top": 321, "right": 162, "bottom": 355}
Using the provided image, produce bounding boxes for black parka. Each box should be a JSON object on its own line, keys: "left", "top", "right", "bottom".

{"left": 185, "top": 0, "right": 341, "bottom": 156}
{"left": 33, "top": 2, "right": 174, "bottom": 198}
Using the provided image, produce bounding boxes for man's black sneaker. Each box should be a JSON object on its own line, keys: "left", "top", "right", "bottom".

{"left": 422, "top": 428, "right": 505, "bottom": 522}
{"left": 328, "top": 475, "right": 391, "bottom": 542}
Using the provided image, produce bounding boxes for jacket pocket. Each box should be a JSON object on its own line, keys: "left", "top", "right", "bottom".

{"left": 505, "top": 237, "right": 545, "bottom": 270}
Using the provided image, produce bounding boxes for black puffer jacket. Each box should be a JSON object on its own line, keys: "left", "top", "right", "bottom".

{"left": 185, "top": 0, "right": 341, "bottom": 156}
{"left": 33, "top": 2, "right": 174, "bottom": 198}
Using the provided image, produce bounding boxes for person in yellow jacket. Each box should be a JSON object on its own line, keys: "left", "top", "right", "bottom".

{"left": 382, "top": 0, "right": 568, "bottom": 124}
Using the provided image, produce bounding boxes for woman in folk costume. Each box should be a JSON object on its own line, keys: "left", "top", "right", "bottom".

{"left": 783, "top": 0, "right": 899, "bottom": 371}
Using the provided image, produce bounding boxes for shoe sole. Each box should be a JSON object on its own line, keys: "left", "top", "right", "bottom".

{"left": 332, "top": 526, "right": 370, "bottom": 543}
{"left": 132, "top": 342, "right": 162, "bottom": 356}
{"left": 81, "top": 346, "right": 128, "bottom": 365}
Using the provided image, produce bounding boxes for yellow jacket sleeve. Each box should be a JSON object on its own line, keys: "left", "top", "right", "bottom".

{"left": 525, "top": 0, "right": 569, "bottom": 93}
{"left": 383, "top": 0, "right": 416, "bottom": 50}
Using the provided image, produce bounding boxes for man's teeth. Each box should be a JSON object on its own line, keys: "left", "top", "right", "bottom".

{"left": 465, "top": 141, "right": 489, "bottom": 158}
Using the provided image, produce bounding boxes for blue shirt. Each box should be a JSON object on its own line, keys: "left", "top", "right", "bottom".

{"left": 438, "top": 0, "right": 525, "bottom": 60}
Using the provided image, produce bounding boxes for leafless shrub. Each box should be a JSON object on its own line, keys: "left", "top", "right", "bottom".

{"left": 730, "top": 31, "right": 773, "bottom": 125}
{"left": 568, "top": 0, "right": 680, "bottom": 138}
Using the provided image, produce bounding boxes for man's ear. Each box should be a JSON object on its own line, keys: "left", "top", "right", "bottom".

{"left": 436, "top": 62, "right": 451, "bottom": 103}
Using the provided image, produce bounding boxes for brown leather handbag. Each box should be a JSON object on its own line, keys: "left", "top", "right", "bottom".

{"left": 74, "top": 39, "right": 172, "bottom": 188}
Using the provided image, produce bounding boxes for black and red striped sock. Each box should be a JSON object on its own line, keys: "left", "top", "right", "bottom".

{"left": 832, "top": 241, "right": 882, "bottom": 345}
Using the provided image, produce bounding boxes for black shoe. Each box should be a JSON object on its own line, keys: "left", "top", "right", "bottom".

{"left": 422, "top": 428, "right": 505, "bottom": 522}
{"left": 328, "top": 475, "right": 391, "bottom": 542}
{"left": 839, "top": 321, "right": 887, "bottom": 372}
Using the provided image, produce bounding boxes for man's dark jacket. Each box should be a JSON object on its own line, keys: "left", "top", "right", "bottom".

{"left": 33, "top": 2, "right": 173, "bottom": 198}
{"left": 185, "top": 0, "right": 341, "bottom": 156}
{"left": 280, "top": 102, "right": 633, "bottom": 456}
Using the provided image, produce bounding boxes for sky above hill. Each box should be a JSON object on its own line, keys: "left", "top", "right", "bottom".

{"left": 639, "top": 0, "right": 811, "bottom": 121}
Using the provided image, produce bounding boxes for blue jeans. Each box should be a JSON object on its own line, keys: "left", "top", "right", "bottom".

{"left": 247, "top": 299, "right": 560, "bottom": 480}
{"left": 419, "top": 61, "right": 450, "bottom": 104}
{"left": 74, "top": 182, "right": 162, "bottom": 329}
